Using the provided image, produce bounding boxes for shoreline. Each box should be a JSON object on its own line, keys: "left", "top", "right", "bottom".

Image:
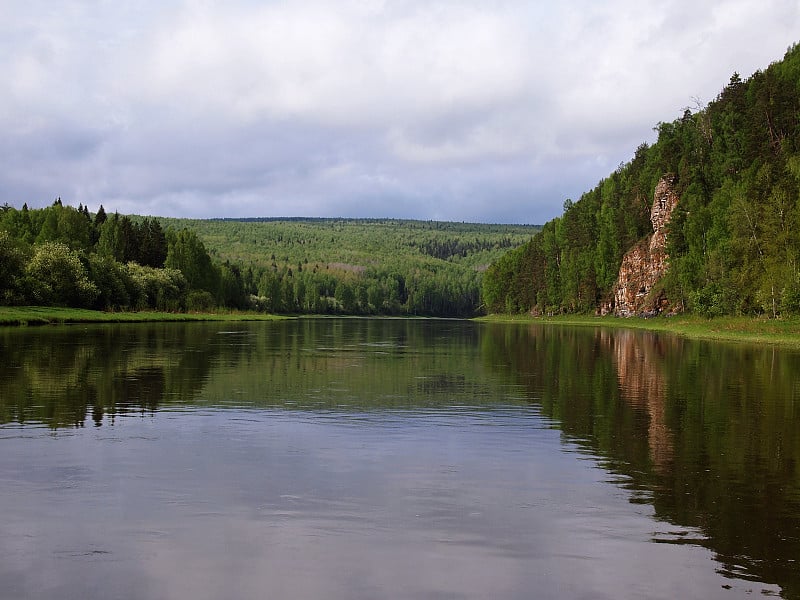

{"left": 3, "top": 306, "right": 800, "bottom": 349}
{"left": 476, "top": 313, "right": 800, "bottom": 349}
{"left": 0, "top": 306, "right": 288, "bottom": 326}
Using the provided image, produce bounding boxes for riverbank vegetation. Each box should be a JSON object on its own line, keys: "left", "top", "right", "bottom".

{"left": 0, "top": 204, "right": 536, "bottom": 318}
{"left": 483, "top": 43, "right": 800, "bottom": 319}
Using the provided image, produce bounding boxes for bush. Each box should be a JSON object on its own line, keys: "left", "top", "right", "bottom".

{"left": 88, "top": 254, "right": 133, "bottom": 310}
{"left": 689, "top": 283, "right": 733, "bottom": 318}
{"left": 25, "top": 242, "right": 98, "bottom": 307}
{"left": 186, "top": 290, "right": 216, "bottom": 312}
{"left": 126, "top": 263, "right": 188, "bottom": 311}
{"left": 780, "top": 281, "right": 800, "bottom": 315}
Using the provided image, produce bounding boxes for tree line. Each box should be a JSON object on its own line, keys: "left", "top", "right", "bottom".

{"left": 0, "top": 201, "right": 239, "bottom": 312}
{"left": 483, "top": 43, "right": 800, "bottom": 317}
{"left": 413, "top": 237, "right": 516, "bottom": 261}
{"left": 149, "top": 216, "right": 535, "bottom": 317}
{"left": 1, "top": 203, "right": 531, "bottom": 316}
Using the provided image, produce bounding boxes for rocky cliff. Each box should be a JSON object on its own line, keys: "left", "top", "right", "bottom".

{"left": 608, "top": 175, "right": 679, "bottom": 317}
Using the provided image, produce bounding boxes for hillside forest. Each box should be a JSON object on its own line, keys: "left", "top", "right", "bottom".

{"left": 0, "top": 204, "right": 536, "bottom": 317}
{"left": 483, "top": 43, "right": 800, "bottom": 318}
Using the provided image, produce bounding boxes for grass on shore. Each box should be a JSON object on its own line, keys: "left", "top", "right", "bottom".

{"left": 0, "top": 306, "right": 288, "bottom": 326}
{"left": 476, "top": 313, "right": 800, "bottom": 348}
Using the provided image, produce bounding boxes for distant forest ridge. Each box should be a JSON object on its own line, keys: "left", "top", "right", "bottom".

{"left": 484, "top": 42, "right": 800, "bottom": 318}
{"left": 0, "top": 203, "right": 538, "bottom": 317}
{"left": 203, "top": 216, "right": 537, "bottom": 227}
{"left": 152, "top": 216, "right": 537, "bottom": 267}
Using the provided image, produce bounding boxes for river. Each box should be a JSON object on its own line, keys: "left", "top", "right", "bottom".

{"left": 0, "top": 319, "right": 798, "bottom": 599}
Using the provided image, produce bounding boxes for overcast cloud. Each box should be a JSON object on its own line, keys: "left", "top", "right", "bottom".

{"left": 1, "top": 1, "right": 797, "bottom": 223}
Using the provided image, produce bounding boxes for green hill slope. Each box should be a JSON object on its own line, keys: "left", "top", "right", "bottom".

{"left": 157, "top": 217, "right": 538, "bottom": 316}
{"left": 157, "top": 217, "right": 535, "bottom": 273}
{"left": 483, "top": 42, "right": 800, "bottom": 318}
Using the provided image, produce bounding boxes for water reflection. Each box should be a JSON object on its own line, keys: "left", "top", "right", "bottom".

{"left": 0, "top": 324, "right": 224, "bottom": 427}
{"left": 607, "top": 329, "right": 674, "bottom": 473}
{"left": 1, "top": 320, "right": 799, "bottom": 598}
{"left": 482, "top": 323, "right": 800, "bottom": 598}
{"left": 0, "top": 320, "right": 496, "bottom": 427}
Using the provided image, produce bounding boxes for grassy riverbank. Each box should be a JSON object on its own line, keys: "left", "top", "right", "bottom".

{"left": 476, "top": 313, "right": 800, "bottom": 348}
{"left": 0, "top": 306, "right": 288, "bottom": 326}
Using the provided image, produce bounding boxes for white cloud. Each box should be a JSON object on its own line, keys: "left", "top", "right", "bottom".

{"left": 0, "top": 0, "right": 797, "bottom": 222}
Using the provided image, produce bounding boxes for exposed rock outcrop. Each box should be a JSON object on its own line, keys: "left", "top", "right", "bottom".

{"left": 610, "top": 175, "right": 679, "bottom": 317}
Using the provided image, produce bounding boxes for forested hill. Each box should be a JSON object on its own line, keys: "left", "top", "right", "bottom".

{"left": 483, "top": 43, "right": 800, "bottom": 318}
{"left": 155, "top": 217, "right": 537, "bottom": 316}
{"left": 0, "top": 205, "right": 537, "bottom": 317}
{"left": 157, "top": 217, "right": 534, "bottom": 270}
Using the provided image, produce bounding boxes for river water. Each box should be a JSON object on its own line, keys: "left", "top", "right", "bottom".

{"left": 0, "top": 319, "right": 798, "bottom": 599}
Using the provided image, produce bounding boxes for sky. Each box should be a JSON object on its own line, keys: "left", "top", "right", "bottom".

{"left": 1, "top": 1, "right": 798, "bottom": 224}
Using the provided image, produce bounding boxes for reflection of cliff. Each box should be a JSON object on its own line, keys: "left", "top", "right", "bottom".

{"left": 481, "top": 323, "right": 800, "bottom": 598}
{"left": 603, "top": 329, "right": 674, "bottom": 473}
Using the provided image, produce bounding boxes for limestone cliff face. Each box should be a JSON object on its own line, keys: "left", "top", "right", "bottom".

{"left": 610, "top": 176, "right": 679, "bottom": 317}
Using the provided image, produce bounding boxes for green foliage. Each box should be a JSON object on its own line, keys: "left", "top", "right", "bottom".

{"left": 485, "top": 43, "right": 800, "bottom": 318}
{"left": 24, "top": 242, "right": 99, "bottom": 307}
{"left": 689, "top": 283, "right": 735, "bottom": 318}
{"left": 334, "top": 280, "right": 356, "bottom": 313}
{"left": 0, "top": 205, "right": 191, "bottom": 312}
{"left": 87, "top": 254, "right": 133, "bottom": 310}
{"left": 138, "top": 218, "right": 168, "bottom": 268}
{"left": 154, "top": 217, "right": 537, "bottom": 317}
{"left": 126, "top": 263, "right": 188, "bottom": 311}
{"left": 96, "top": 213, "right": 130, "bottom": 261}
{"left": 218, "top": 262, "right": 248, "bottom": 310}
{"left": 11, "top": 203, "right": 94, "bottom": 251}
{"left": 186, "top": 290, "right": 216, "bottom": 312}
{"left": 3, "top": 203, "right": 534, "bottom": 316}
{"left": 98, "top": 214, "right": 167, "bottom": 267}
{"left": 482, "top": 244, "right": 531, "bottom": 314}
{"left": 165, "top": 228, "right": 219, "bottom": 297}
{"left": 781, "top": 278, "right": 800, "bottom": 314}
{"left": 0, "top": 230, "right": 28, "bottom": 304}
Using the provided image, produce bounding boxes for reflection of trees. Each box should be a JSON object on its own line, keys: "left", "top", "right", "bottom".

{"left": 0, "top": 325, "right": 224, "bottom": 428}
{"left": 197, "top": 318, "right": 494, "bottom": 410}
{"left": 102, "top": 367, "right": 166, "bottom": 424}
{"left": 481, "top": 323, "right": 800, "bottom": 598}
{"left": 8, "top": 319, "right": 799, "bottom": 595}
{"left": 0, "top": 319, "right": 493, "bottom": 426}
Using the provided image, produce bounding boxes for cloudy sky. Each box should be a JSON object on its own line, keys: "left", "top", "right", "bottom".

{"left": 1, "top": 1, "right": 798, "bottom": 224}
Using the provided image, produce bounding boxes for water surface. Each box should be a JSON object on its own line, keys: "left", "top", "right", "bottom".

{"left": 0, "top": 319, "right": 798, "bottom": 599}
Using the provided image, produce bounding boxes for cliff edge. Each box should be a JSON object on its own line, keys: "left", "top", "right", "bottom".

{"left": 609, "top": 175, "right": 679, "bottom": 317}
